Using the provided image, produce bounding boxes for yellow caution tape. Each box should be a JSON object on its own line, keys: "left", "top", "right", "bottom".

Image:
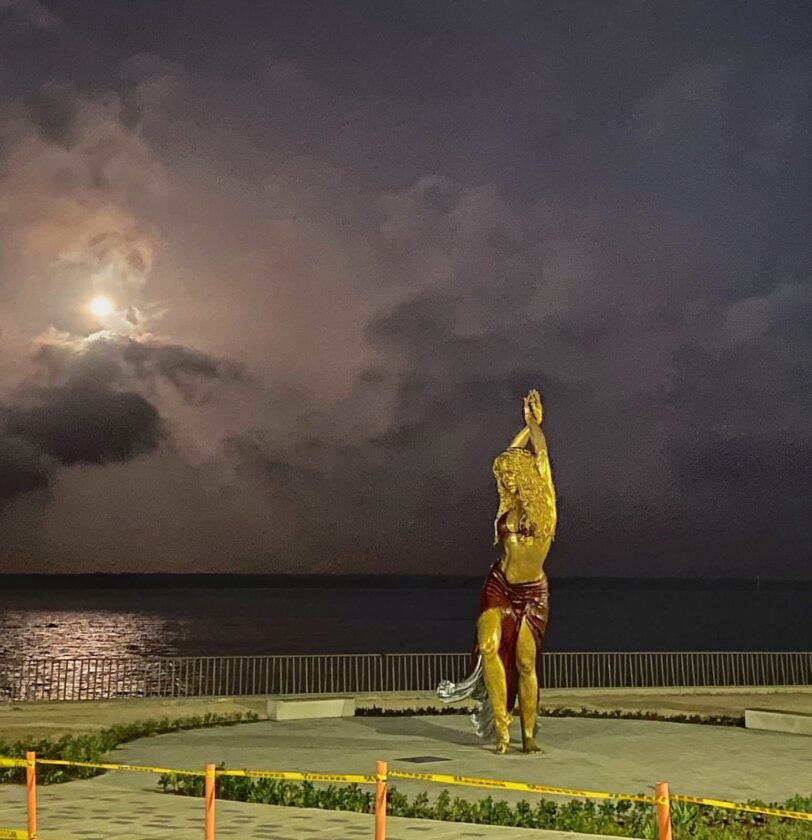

{"left": 672, "top": 795, "right": 812, "bottom": 823}
{"left": 0, "top": 829, "right": 28, "bottom": 840}
{"left": 388, "top": 770, "right": 658, "bottom": 804}
{"left": 217, "top": 769, "right": 376, "bottom": 785}
{"left": 35, "top": 759, "right": 204, "bottom": 776}
{"left": 11, "top": 754, "right": 812, "bottom": 822}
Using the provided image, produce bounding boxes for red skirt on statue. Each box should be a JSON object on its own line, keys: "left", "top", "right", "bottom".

{"left": 476, "top": 561, "right": 550, "bottom": 715}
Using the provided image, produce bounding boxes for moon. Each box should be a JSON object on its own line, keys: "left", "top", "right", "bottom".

{"left": 89, "top": 296, "right": 114, "bottom": 318}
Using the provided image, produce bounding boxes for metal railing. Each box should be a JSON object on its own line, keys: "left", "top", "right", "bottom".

{"left": 1, "top": 651, "right": 810, "bottom": 702}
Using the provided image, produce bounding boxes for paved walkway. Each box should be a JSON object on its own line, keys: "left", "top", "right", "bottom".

{"left": 2, "top": 711, "right": 811, "bottom": 839}
{"left": 0, "top": 779, "right": 605, "bottom": 840}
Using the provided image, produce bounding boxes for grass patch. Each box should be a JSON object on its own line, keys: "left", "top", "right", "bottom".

{"left": 0, "top": 711, "right": 260, "bottom": 785}
{"left": 159, "top": 772, "right": 812, "bottom": 839}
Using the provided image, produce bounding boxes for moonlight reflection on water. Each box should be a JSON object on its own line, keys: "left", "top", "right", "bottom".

{"left": 0, "top": 608, "right": 184, "bottom": 659}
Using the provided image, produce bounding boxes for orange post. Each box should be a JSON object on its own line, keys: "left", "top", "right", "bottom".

{"left": 374, "top": 760, "right": 387, "bottom": 840}
{"left": 655, "top": 782, "right": 672, "bottom": 840}
{"left": 204, "top": 763, "right": 216, "bottom": 840}
{"left": 26, "top": 751, "right": 37, "bottom": 840}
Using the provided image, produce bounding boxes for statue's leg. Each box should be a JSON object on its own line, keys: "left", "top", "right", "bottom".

{"left": 476, "top": 607, "right": 510, "bottom": 753}
{"left": 516, "top": 617, "right": 541, "bottom": 753}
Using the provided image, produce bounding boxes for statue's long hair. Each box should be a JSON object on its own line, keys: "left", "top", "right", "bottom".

{"left": 492, "top": 448, "right": 555, "bottom": 545}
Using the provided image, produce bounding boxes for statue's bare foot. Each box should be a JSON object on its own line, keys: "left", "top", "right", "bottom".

{"left": 521, "top": 736, "right": 542, "bottom": 754}
{"left": 495, "top": 724, "right": 510, "bottom": 754}
{"left": 494, "top": 714, "right": 511, "bottom": 754}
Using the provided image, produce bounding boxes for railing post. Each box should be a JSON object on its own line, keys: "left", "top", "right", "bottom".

{"left": 375, "top": 760, "right": 387, "bottom": 840}
{"left": 205, "top": 763, "right": 216, "bottom": 840}
{"left": 654, "top": 781, "right": 672, "bottom": 840}
{"left": 26, "top": 751, "right": 37, "bottom": 840}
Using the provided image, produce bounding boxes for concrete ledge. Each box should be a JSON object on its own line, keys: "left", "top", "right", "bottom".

{"left": 267, "top": 696, "right": 355, "bottom": 721}
{"left": 745, "top": 708, "right": 812, "bottom": 736}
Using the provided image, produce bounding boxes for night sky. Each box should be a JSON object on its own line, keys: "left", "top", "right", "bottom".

{"left": 0, "top": 1, "right": 810, "bottom": 577}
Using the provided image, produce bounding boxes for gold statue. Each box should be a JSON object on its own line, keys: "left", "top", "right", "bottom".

{"left": 438, "top": 389, "right": 557, "bottom": 753}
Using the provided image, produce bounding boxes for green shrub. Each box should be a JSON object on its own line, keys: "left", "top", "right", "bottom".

{"left": 158, "top": 770, "right": 812, "bottom": 839}
{"left": 355, "top": 706, "right": 744, "bottom": 727}
{"left": 0, "top": 711, "right": 260, "bottom": 785}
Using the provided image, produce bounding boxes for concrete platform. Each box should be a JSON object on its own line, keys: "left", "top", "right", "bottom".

{"left": 745, "top": 707, "right": 812, "bottom": 736}
{"left": 117, "top": 713, "right": 811, "bottom": 805}
{"left": 267, "top": 696, "right": 355, "bottom": 720}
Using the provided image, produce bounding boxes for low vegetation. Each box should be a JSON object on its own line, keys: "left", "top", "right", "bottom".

{"left": 0, "top": 711, "right": 260, "bottom": 784}
{"left": 158, "top": 771, "right": 812, "bottom": 839}
{"left": 356, "top": 705, "right": 744, "bottom": 727}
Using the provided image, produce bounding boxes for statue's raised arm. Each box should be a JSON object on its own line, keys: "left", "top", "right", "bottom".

{"left": 525, "top": 389, "right": 556, "bottom": 540}
{"left": 498, "top": 389, "right": 557, "bottom": 543}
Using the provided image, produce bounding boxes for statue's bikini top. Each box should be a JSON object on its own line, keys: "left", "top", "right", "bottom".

{"left": 497, "top": 511, "right": 533, "bottom": 540}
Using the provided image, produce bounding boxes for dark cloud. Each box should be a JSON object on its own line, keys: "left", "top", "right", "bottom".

{"left": 22, "top": 80, "right": 78, "bottom": 146}
{"left": 0, "top": 332, "right": 242, "bottom": 517}
{"left": 32, "top": 334, "right": 245, "bottom": 402}
{"left": 118, "top": 339, "right": 245, "bottom": 403}
{"left": 4, "top": 386, "right": 163, "bottom": 467}
{"left": 0, "top": 0, "right": 60, "bottom": 33}
{"left": 675, "top": 433, "right": 812, "bottom": 497}
{"left": 0, "top": 437, "right": 48, "bottom": 503}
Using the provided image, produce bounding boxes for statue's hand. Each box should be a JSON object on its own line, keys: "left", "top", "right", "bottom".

{"left": 524, "top": 389, "right": 543, "bottom": 425}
